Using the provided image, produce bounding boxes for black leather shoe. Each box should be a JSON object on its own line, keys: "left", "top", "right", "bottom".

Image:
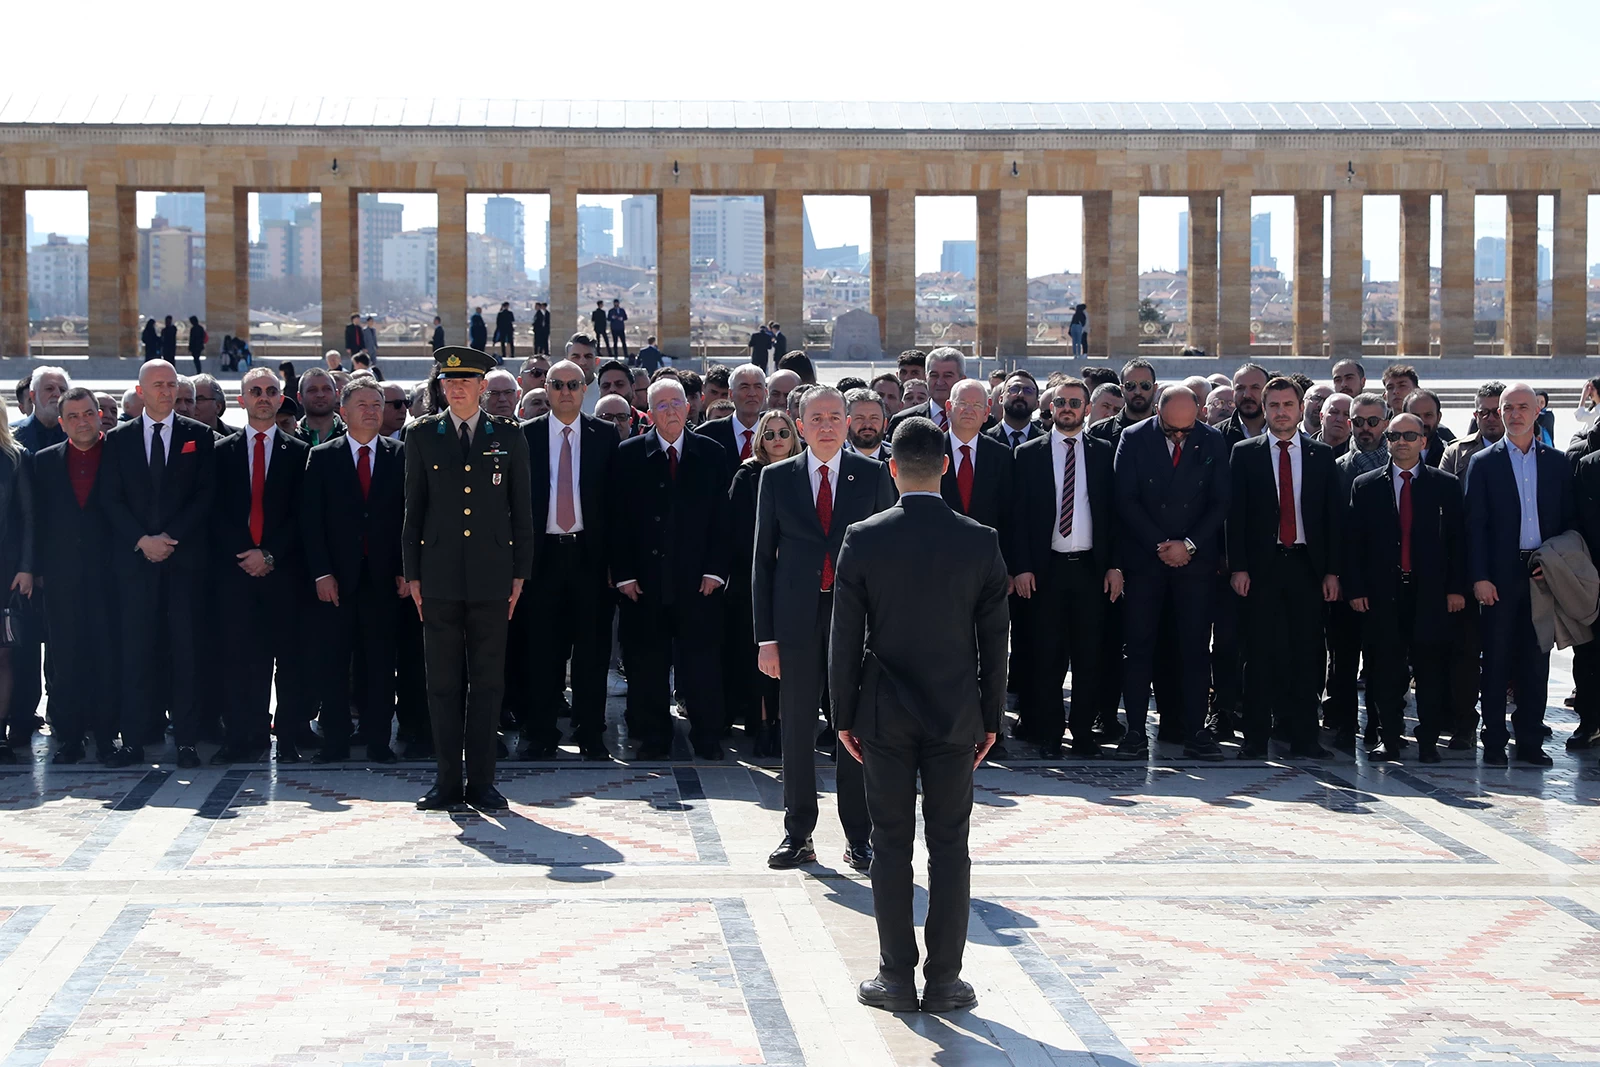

{"left": 578, "top": 741, "right": 613, "bottom": 762}
{"left": 417, "top": 786, "right": 465, "bottom": 811}
{"left": 314, "top": 746, "right": 351, "bottom": 764}
{"left": 1331, "top": 729, "right": 1357, "bottom": 752}
{"left": 209, "top": 746, "right": 239, "bottom": 766}
{"left": 767, "top": 836, "right": 816, "bottom": 869}
{"left": 692, "top": 742, "right": 725, "bottom": 762}
{"left": 105, "top": 745, "right": 143, "bottom": 768}
{"left": 465, "top": 785, "right": 509, "bottom": 811}
{"left": 1368, "top": 743, "right": 1403, "bottom": 762}
{"left": 1067, "top": 744, "right": 1101, "bottom": 760}
{"left": 367, "top": 744, "right": 399, "bottom": 765}
{"left": 1446, "top": 734, "right": 1476, "bottom": 751}
{"left": 402, "top": 740, "right": 435, "bottom": 761}
{"left": 843, "top": 841, "right": 872, "bottom": 872}
{"left": 1515, "top": 745, "right": 1554, "bottom": 767}
{"left": 1482, "top": 744, "right": 1508, "bottom": 763}
{"left": 1417, "top": 743, "right": 1441, "bottom": 764}
{"left": 276, "top": 741, "right": 302, "bottom": 764}
{"left": 634, "top": 744, "right": 672, "bottom": 761}
{"left": 920, "top": 978, "right": 978, "bottom": 1013}
{"left": 1110, "top": 734, "right": 1147, "bottom": 761}
{"left": 1093, "top": 720, "right": 1127, "bottom": 744}
{"left": 857, "top": 976, "right": 919, "bottom": 1013}
{"left": 1184, "top": 737, "right": 1225, "bottom": 762}
{"left": 1565, "top": 726, "right": 1600, "bottom": 751}
{"left": 1238, "top": 742, "right": 1269, "bottom": 760}
{"left": 518, "top": 742, "right": 559, "bottom": 761}
{"left": 0, "top": 744, "right": 15, "bottom": 764}
{"left": 1038, "top": 742, "right": 1065, "bottom": 759}
{"left": 176, "top": 746, "right": 201, "bottom": 769}
{"left": 51, "top": 744, "right": 85, "bottom": 765}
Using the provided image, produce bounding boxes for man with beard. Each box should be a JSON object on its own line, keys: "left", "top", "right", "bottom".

{"left": 1316, "top": 393, "right": 1353, "bottom": 457}
{"left": 296, "top": 368, "right": 346, "bottom": 445}
{"left": 1402, "top": 389, "right": 1454, "bottom": 467}
{"left": 1332, "top": 359, "right": 1367, "bottom": 398}
{"left": 1089, "top": 358, "right": 1155, "bottom": 449}
{"left": 1218, "top": 363, "right": 1268, "bottom": 446}
{"left": 845, "top": 388, "right": 892, "bottom": 462}
{"left": 1205, "top": 386, "right": 1235, "bottom": 426}
{"left": 987, "top": 371, "right": 1043, "bottom": 449}
{"left": 14, "top": 366, "right": 69, "bottom": 452}
{"left": 1326, "top": 391, "right": 1391, "bottom": 749}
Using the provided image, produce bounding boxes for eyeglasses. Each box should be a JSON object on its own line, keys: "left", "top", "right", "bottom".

{"left": 1006, "top": 384, "right": 1038, "bottom": 397}
{"left": 653, "top": 399, "right": 688, "bottom": 412}
{"left": 387, "top": 399, "right": 408, "bottom": 409}
{"left": 599, "top": 412, "right": 631, "bottom": 423}
{"left": 1122, "top": 380, "right": 1155, "bottom": 392}
{"left": 486, "top": 389, "right": 518, "bottom": 400}
{"left": 525, "top": 368, "right": 547, "bottom": 378}
{"left": 1051, "top": 396, "right": 1085, "bottom": 409}
{"left": 547, "top": 379, "right": 584, "bottom": 393}
{"left": 1351, "top": 416, "right": 1387, "bottom": 428}
{"left": 1384, "top": 430, "right": 1425, "bottom": 443}
{"left": 950, "top": 401, "right": 989, "bottom": 413}
{"left": 762, "top": 428, "right": 792, "bottom": 441}
{"left": 244, "top": 386, "right": 281, "bottom": 398}
{"left": 1474, "top": 407, "right": 1502, "bottom": 419}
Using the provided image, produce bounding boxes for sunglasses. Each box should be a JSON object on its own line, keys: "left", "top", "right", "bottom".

{"left": 762, "top": 428, "right": 792, "bottom": 441}
{"left": 600, "top": 412, "right": 631, "bottom": 423}
{"left": 1384, "top": 430, "right": 1425, "bottom": 443}
{"left": 1351, "top": 416, "right": 1387, "bottom": 428}
{"left": 1051, "top": 396, "right": 1085, "bottom": 409}
{"left": 547, "top": 379, "right": 584, "bottom": 392}
{"left": 387, "top": 399, "right": 408, "bottom": 409}
{"left": 1122, "top": 380, "right": 1155, "bottom": 392}
{"left": 245, "top": 385, "right": 281, "bottom": 398}
{"left": 526, "top": 368, "right": 548, "bottom": 378}
{"left": 1475, "top": 407, "right": 1502, "bottom": 419}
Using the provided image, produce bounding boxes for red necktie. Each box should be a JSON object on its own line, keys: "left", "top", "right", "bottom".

{"left": 356, "top": 444, "right": 372, "bottom": 500}
{"left": 667, "top": 443, "right": 678, "bottom": 480}
{"left": 817, "top": 465, "right": 835, "bottom": 591}
{"left": 1399, "top": 469, "right": 1414, "bottom": 572}
{"left": 957, "top": 444, "right": 974, "bottom": 513}
{"left": 739, "top": 429, "right": 753, "bottom": 461}
{"left": 1277, "top": 439, "right": 1298, "bottom": 545}
{"left": 1171, "top": 439, "right": 1182, "bottom": 468}
{"left": 249, "top": 431, "right": 266, "bottom": 546}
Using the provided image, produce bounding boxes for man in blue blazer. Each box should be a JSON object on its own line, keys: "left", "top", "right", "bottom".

{"left": 1465, "top": 382, "right": 1575, "bottom": 766}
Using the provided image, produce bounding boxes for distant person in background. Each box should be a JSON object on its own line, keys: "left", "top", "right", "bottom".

{"left": 637, "top": 335, "right": 664, "bottom": 373}
{"left": 1090, "top": 382, "right": 1125, "bottom": 425}
{"left": 532, "top": 302, "right": 551, "bottom": 356}
{"left": 430, "top": 316, "right": 445, "bottom": 352}
{"left": 95, "top": 393, "right": 119, "bottom": 432}
{"left": 608, "top": 299, "right": 629, "bottom": 363}
{"left": 1068, "top": 304, "right": 1089, "bottom": 355}
{"left": 13, "top": 366, "right": 69, "bottom": 452}
{"left": 12, "top": 378, "right": 31, "bottom": 417}
{"left": 871, "top": 373, "right": 904, "bottom": 417}
{"left": 325, "top": 349, "right": 343, "bottom": 372}
{"left": 593, "top": 393, "right": 633, "bottom": 437}
{"left": 1535, "top": 390, "right": 1556, "bottom": 447}
{"left": 120, "top": 388, "right": 143, "bottom": 421}
{"left": 351, "top": 353, "right": 384, "bottom": 382}
{"left": 493, "top": 302, "right": 515, "bottom": 364}
{"left": 343, "top": 314, "right": 363, "bottom": 360}
{"left": 190, "top": 374, "right": 226, "bottom": 435}
{"left": 141, "top": 318, "right": 161, "bottom": 360}
{"left": 770, "top": 322, "right": 789, "bottom": 361}
{"left": 747, "top": 323, "right": 774, "bottom": 370}
{"left": 901, "top": 377, "right": 929, "bottom": 410}
{"left": 279, "top": 362, "right": 299, "bottom": 403}
{"left": 469, "top": 307, "right": 488, "bottom": 352}
{"left": 517, "top": 388, "right": 551, "bottom": 420}
{"left": 160, "top": 315, "right": 178, "bottom": 360}
{"left": 896, "top": 350, "right": 926, "bottom": 383}
{"left": 361, "top": 316, "right": 379, "bottom": 363}
{"left": 778, "top": 351, "right": 816, "bottom": 385}
{"left": 1304, "top": 384, "right": 1334, "bottom": 435}
{"left": 592, "top": 302, "right": 611, "bottom": 356}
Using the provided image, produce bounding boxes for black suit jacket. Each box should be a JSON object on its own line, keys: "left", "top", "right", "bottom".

{"left": 752, "top": 451, "right": 896, "bottom": 646}
{"left": 1113, "top": 416, "right": 1230, "bottom": 576}
{"left": 608, "top": 429, "right": 732, "bottom": 602}
{"left": 1465, "top": 438, "right": 1576, "bottom": 596}
{"left": 31, "top": 442, "right": 99, "bottom": 588}
{"left": 301, "top": 435, "right": 405, "bottom": 593}
{"left": 941, "top": 432, "right": 1015, "bottom": 567}
{"left": 888, "top": 400, "right": 996, "bottom": 434}
{"left": 1226, "top": 434, "right": 1343, "bottom": 579}
{"left": 211, "top": 427, "right": 309, "bottom": 575}
{"left": 986, "top": 421, "right": 1044, "bottom": 449}
{"left": 1011, "top": 431, "right": 1115, "bottom": 576}
{"left": 829, "top": 495, "right": 1010, "bottom": 742}
{"left": 532, "top": 310, "right": 551, "bottom": 334}
{"left": 522, "top": 413, "right": 617, "bottom": 572}
{"left": 694, "top": 413, "right": 760, "bottom": 464}
{"left": 99, "top": 414, "right": 216, "bottom": 573}
{"left": 1344, "top": 463, "right": 1466, "bottom": 640}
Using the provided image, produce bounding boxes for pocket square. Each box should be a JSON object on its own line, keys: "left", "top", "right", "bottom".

{"left": 181, "top": 440, "right": 197, "bottom": 454}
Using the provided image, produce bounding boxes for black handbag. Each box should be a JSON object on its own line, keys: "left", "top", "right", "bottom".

{"left": 0, "top": 591, "right": 28, "bottom": 649}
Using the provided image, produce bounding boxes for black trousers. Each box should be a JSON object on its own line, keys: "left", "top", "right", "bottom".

{"left": 220, "top": 568, "right": 308, "bottom": 749}
{"left": 1445, "top": 605, "right": 1483, "bottom": 740}
{"left": 1363, "top": 580, "right": 1450, "bottom": 746}
{"left": 1211, "top": 572, "right": 1244, "bottom": 723}
{"left": 780, "top": 591, "right": 869, "bottom": 844}
{"left": 1323, "top": 600, "right": 1364, "bottom": 733}
{"left": 620, "top": 590, "right": 724, "bottom": 749}
{"left": 1573, "top": 639, "right": 1600, "bottom": 736}
{"left": 395, "top": 593, "right": 429, "bottom": 743}
{"left": 42, "top": 587, "right": 117, "bottom": 752}
{"left": 1121, "top": 567, "right": 1212, "bottom": 741}
{"left": 862, "top": 712, "right": 974, "bottom": 986}
{"left": 610, "top": 327, "right": 629, "bottom": 361}
{"left": 526, "top": 538, "right": 611, "bottom": 746}
{"left": 1479, "top": 590, "right": 1548, "bottom": 749}
{"left": 117, "top": 561, "right": 201, "bottom": 748}
{"left": 422, "top": 597, "right": 509, "bottom": 793}
{"left": 313, "top": 567, "right": 398, "bottom": 749}
{"left": 723, "top": 580, "right": 760, "bottom": 728}
{"left": 533, "top": 331, "right": 550, "bottom": 356}
{"left": 1239, "top": 548, "right": 1324, "bottom": 750}
{"left": 1026, "top": 553, "right": 1104, "bottom": 746}
{"left": 1092, "top": 596, "right": 1124, "bottom": 730}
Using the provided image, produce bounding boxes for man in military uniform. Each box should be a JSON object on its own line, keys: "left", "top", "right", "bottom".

{"left": 403, "top": 346, "right": 536, "bottom": 811}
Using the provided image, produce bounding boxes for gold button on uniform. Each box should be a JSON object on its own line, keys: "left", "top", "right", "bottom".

{"left": 464, "top": 464, "right": 472, "bottom": 472}
{"left": 464, "top": 530, "right": 472, "bottom": 537}
{"left": 464, "top": 486, "right": 471, "bottom": 493}
{"left": 463, "top": 508, "right": 471, "bottom": 516}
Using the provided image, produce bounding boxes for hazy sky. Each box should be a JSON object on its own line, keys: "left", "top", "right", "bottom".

{"left": 13, "top": 0, "right": 1600, "bottom": 279}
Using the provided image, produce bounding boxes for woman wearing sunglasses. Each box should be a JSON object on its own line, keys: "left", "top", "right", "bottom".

{"left": 727, "top": 410, "right": 800, "bottom": 758}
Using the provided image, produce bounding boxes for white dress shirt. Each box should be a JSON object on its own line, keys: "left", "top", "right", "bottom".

{"left": 807, "top": 448, "right": 842, "bottom": 504}
{"left": 142, "top": 411, "right": 177, "bottom": 463}
{"left": 347, "top": 433, "right": 380, "bottom": 465}
{"left": 1267, "top": 432, "right": 1307, "bottom": 545}
{"left": 546, "top": 414, "right": 585, "bottom": 534}
{"left": 243, "top": 423, "right": 279, "bottom": 481}
{"left": 949, "top": 430, "right": 981, "bottom": 473}
{"left": 1050, "top": 427, "right": 1093, "bottom": 553}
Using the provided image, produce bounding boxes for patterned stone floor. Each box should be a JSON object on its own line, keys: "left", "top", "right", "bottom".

{"left": 1, "top": 656, "right": 1599, "bottom": 1066}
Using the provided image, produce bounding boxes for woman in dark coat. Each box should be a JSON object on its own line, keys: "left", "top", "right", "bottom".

{"left": 726, "top": 409, "right": 798, "bottom": 758}
{"left": 0, "top": 417, "right": 35, "bottom": 763}
{"left": 140, "top": 318, "right": 160, "bottom": 359}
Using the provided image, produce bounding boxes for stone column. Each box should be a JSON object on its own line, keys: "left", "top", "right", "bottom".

{"left": 1187, "top": 194, "right": 1219, "bottom": 354}
{"left": 870, "top": 189, "right": 915, "bottom": 353}
{"left": 1218, "top": 183, "right": 1253, "bottom": 355}
{"left": 204, "top": 182, "right": 247, "bottom": 347}
{"left": 1293, "top": 193, "right": 1325, "bottom": 357}
{"left": 0, "top": 187, "right": 26, "bottom": 357}
{"left": 1439, "top": 187, "right": 1475, "bottom": 355}
{"left": 436, "top": 183, "right": 468, "bottom": 349}
{"left": 764, "top": 190, "right": 804, "bottom": 348}
{"left": 1328, "top": 189, "right": 1364, "bottom": 359}
{"left": 88, "top": 183, "right": 137, "bottom": 359}
{"left": 320, "top": 187, "right": 356, "bottom": 358}
{"left": 1079, "top": 191, "right": 1110, "bottom": 358}
{"left": 1397, "top": 192, "right": 1432, "bottom": 356}
{"left": 1552, "top": 188, "right": 1590, "bottom": 357}
{"left": 656, "top": 188, "right": 691, "bottom": 355}
{"left": 977, "top": 189, "right": 1029, "bottom": 359}
{"left": 546, "top": 185, "right": 577, "bottom": 349}
{"left": 1504, "top": 192, "right": 1538, "bottom": 355}
{"left": 1104, "top": 189, "right": 1139, "bottom": 356}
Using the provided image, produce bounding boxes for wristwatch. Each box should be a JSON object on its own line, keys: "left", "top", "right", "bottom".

{"left": 1183, "top": 539, "right": 1197, "bottom": 556}
{"left": 262, "top": 551, "right": 276, "bottom": 569}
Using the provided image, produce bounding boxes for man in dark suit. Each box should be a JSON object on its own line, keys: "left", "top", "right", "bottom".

{"left": 940, "top": 379, "right": 1014, "bottom": 550}
{"left": 532, "top": 302, "right": 551, "bottom": 356}
{"left": 1346, "top": 413, "right": 1467, "bottom": 763}
{"left": 888, "top": 347, "right": 966, "bottom": 433}
{"left": 845, "top": 387, "right": 893, "bottom": 463}
{"left": 403, "top": 347, "right": 536, "bottom": 811}
{"left": 210, "top": 366, "right": 310, "bottom": 763}
{"left": 343, "top": 314, "right": 363, "bottom": 360}
{"left": 987, "top": 370, "right": 1044, "bottom": 450}
{"left": 832, "top": 416, "right": 1009, "bottom": 1015}
{"left": 303, "top": 376, "right": 407, "bottom": 764}
{"left": 517, "top": 359, "right": 619, "bottom": 761}
{"left": 98, "top": 359, "right": 216, "bottom": 768}
{"left": 13, "top": 366, "right": 69, "bottom": 453}
{"left": 754, "top": 386, "right": 896, "bottom": 872}
{"left": 1216, "top": 362, "right": 1268, "bottom": 447}
{"left": 696, "top": 363, "right": 767, "bottom": 462}
{"left": 1226, "top": 377, "right": 1343, "bottom": 759}
{"left": 608, "top": 375, "right": 733, "bottom": 760}
{"left": 1113, "top": 385, "right": 1229, "bottom": 761}
{"left": 30, "top": 388, "right": 115, "bottom": 764}
{"left": 1465, "top": 382, "right": 1576, "bottom": 766}
{"left": 1011, "top": 377, "right": 1121, "bottom": 757}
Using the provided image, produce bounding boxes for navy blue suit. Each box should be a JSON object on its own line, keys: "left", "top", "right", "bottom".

{"left": 1113, "top": 417, "right": 1230, "bottom": 743}
{"left": 1464, "top": 438, "right": 1576, "bottom": 750}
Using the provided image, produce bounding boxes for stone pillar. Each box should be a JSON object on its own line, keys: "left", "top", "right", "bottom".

{"left": 1397, "top": 192, "right": 1432, "bottom": 356}
{"left": 656, "top": 188, "right": 691, "bottom": 355}
{"left": 320, "top": 187, "right": 356, "bottom": 358}
{"left": 436, "top": 184, "right": 468, "bottom": 350}
{"left": 870, "top": 189, "right": 915, "bottom": 353}
{"left": 546, "top": 186, "right": 577, "bottom": 349}
{"left": 1552, "top": 188, "right": 1590, "bottom": 357}
{"left": 1187, "top": 194, "right": 1218, "bottom": 354}
{"left": 1218, "top": 183, "right": 1253, "bottom": 355}
{"left": 1104, "top": 189, "right": 1139, "bottom": 356}
{"left": 1293, "top": 193, "right": 1325, "bottom": 357}
{"left": 977, "top": 189, "right": 1029, "bottom": 359}
{"left": 1439, "top": 188, "right": 1475, "bottom": 356}
{"left": 1328, "top": 189, "right": 1364, "bottom": 359}
{"left": 88, "top": 184, "right": 137, "bottom": 358}
{"left": 1504, "top": 192, "right": 1538, "bottom": 355}
{"left": 1080, "top": 191, "right": 1110, "bottom": 358}
{"left": 0, "top": 187, "right": 26, "bottom": 357}
{"left": 764, "top": 190, "right": 804, "bottom": 348}
{"left": 204, "top": 182, "right": 247, "bottom": 347}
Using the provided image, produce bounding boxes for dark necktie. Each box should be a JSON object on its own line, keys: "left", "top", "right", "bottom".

{"left": 149, "top": 422, "right": 166, "bottom": 506}
{"left": 1170, "top": 439, "right": 1182, "bottom": 468}
{"left": 666, "top": 443, "right": 678, "bottom": 480}
{"left": 740, "top": 429, "right": 753, "bottom": 461}
{"left": 1399, "top": 469, "right": 1414, "bottom": 572}
{"left": 1011, "top": 430, "right": 1023, "bottom": 448}
{"left": 957, "top": 444, "right": 974, "bottom": 513}
{"left": 356, "top": 444, "right": 372, "bottom": 499}
{"left": 817, "top": 466, "right": 834, "bottom": 591}
{"left": 249, "top": 431, "right": 267, "bottom": 546}
{"left": 1060, "top": 437, "right": 1076, "bottom": 538}
{"left": 1277, "top": 440, "right": 1297, "bottom": 545}
{"left": 459, "top": 420, "right": 471, "bottom": 463}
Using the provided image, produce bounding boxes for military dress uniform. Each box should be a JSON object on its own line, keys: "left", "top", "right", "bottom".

{"left": 403, "top": 347, "right": 536, "bottom": 810}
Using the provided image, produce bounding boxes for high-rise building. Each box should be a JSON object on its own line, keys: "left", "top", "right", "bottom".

{"left": 1177, "top": 211, "right": 1189, "bottom": 271}
{"left": 577, "top": 204, "right": 614, "bottom": 260}
{"left": 483, "top": 197, "right": 527, "bottom": 280}
{"left": 621, "top": 195, "right": 657, "bottom": 268}
{"left": 26, "top": 234, "right": 89, "bottom": 316}
{"left": 1250, "top": 213, "right": 1275, "bottom": 270}
{"left": 468, "top": 233, "right": 519, "bottom": 294}
{"left": 257, "top": 193, "right": 311, "bottom": 225}
{"left": 358, "top": 194, "right": 405, "bottom": 286}
{"left": 802, "top": 203, "right": 860, "bottom": 270}
{"left": 139, "top": 216, "right": 202, "bottom": 292}
{"left": 1475, "top": 236, "right": 1506, "bottom": 280}
{"left": 1538, "top": 243, "right": 1551, "bottom": 283}
{"left": 250, "top": 203, "right": 322, "bottom": 284}
{"left": 154, "top": 192, "right": 206, "bottom": 233}
{"left": 690, "top": 196, "right": 763, "bottom": 275}
{"left": 381, "top": 228, "right": 437, "bottom": 296}
{"left": 939, "top": 239, "right": 977, "bottom": 280}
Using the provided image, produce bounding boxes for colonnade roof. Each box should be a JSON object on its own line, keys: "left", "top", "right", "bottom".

{"left": 2, "top": 96, "right": 1598, "bottom": 131}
